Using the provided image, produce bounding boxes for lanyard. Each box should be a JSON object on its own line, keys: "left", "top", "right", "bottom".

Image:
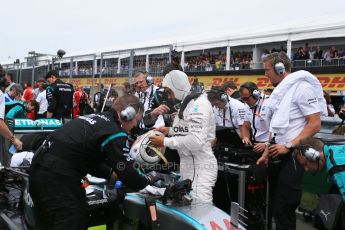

{"left": 222, "top": 100, "right": 236, "bottom": 129}
{"left": 255, "top": 96, "right": 265, "bottom": 117}
{"left": 223, "top": 109, "right": 226, "bottom": 126}
{"left": 140, "top": 85, "right": 154, "bottom": 109}
{"left": 251, "top": 105, "right": 258, "bottom": 143}
{"left": 139, "top": 85, "right": 154, "bottom": 128}
{"left": 251, "top": 96, "right": 266, "bottom": 142}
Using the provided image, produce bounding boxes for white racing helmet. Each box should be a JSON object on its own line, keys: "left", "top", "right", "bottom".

{"left": 130, "top": 130, "right": 168, "bottom": 166}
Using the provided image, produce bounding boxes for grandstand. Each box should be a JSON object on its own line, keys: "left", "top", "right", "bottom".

{"left": 2, "top": 17, "right": 345, "bottom": 94}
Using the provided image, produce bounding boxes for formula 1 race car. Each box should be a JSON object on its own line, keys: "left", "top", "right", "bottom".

{"left": 1, "top": 119, "right": 236, "bottom": 230}
{"left": 0, "top": 167, "right": 236, "bottom": 230}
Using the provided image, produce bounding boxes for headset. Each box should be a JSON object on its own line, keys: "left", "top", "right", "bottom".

{"left": 120, "top": 104, "right": 139, "bottom": 122}
{"left": 208, "top": 88, "right": 228, "bottom": 103}
{"left": 240, "top": 82, "right": 261, "bottom": 142}
{"left": 274, "top": 62, "right": 286, "bottom": 76}
{"left": 208, "top": 88, "right": 238, "bottom": 130}
{"left": 295, "top": 144, "right": 321, "bottom": 162}
{"left": 240, "top": 82, "right": 261, "bottom": 100}
{"left": 220, "top": 93, "right": 228, "bottom": 102}
{"left": 135, "top": 70, "right": 153, "bottom": 85}
{"left": 271, "top": 52, "right": 286, "bottom": 76}
{"left": 146, "top": 75, "right": 153, "bottom": 85}
{"left": 303, "top": 147, "right": 320, "bottom": 162}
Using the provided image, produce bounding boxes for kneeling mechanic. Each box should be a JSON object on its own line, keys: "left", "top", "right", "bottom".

{"left": 29, "top": 94, "right": 162, "bottom": 230}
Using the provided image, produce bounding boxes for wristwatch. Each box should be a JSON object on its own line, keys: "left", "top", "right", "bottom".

{"left": 285, "top": 141, "right": 293, "bottom": 149}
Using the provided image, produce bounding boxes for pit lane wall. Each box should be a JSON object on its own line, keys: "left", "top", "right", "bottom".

{"left": 61, "top": 72, "right": 345, "bottom": 91}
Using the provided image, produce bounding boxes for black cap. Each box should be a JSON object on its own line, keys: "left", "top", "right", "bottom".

{"left": 45, "top": 70, "right": 59, "bottom": 79}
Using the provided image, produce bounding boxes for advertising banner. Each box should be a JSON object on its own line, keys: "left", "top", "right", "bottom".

{"left": 61, "top": 73, "right": 345, "bottom": 90}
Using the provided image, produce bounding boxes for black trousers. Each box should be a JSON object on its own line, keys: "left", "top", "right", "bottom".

{"left": 0, "top": 136, "right": 11, "bottom": 166}
{"left": 268, "top": 155, "right": 304, "bottom": 230}
{"left": 29, "top": 165, "right": 87, "bottom": 230}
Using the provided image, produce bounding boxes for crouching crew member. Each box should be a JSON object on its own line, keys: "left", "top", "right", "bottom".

{"left": 0, "top": 65, "right": 22, "bottom": 166}
{"left": 5, "top": 100, "right": 39, "bottom": 119}
{"left": 29, "top": 95, "right": 162, "bottom": 230}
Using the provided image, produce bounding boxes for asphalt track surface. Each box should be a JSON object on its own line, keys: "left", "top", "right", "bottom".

{"left": 0, "top": 215, "right": 318, "bottom": 230}
{"left": 296, "top": 213, "right": 317, "bottom": 230}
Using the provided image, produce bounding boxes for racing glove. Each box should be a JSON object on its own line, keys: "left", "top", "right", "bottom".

{"left": 145, "top": 171, "right": 165, "bottom": 185}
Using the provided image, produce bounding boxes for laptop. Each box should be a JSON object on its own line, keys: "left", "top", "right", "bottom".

{"left": 215, "top": 126, "right": 256, "bottom": 164}
{"left": 215, "top": 126, "right": 245, "bottom": 147}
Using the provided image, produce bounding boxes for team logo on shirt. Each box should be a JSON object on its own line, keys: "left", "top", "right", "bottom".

{"left": 79, "top": 116, "right": 96, "bottom": 125}
{"left": 123, "top": 140, "right": 133, "bottom": 161}
{"left": 307, "top": 98, "right": 317, "bottom": 104}
{"left": 193, "top": 104, "right": 199, "bottom": 112}
{"left": 173, "top": 126, "right": 189, "bottom": 132}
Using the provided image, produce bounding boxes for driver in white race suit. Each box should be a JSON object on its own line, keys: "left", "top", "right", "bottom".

{"left": 150, "top": 70, "right": 217, "bottom": 203}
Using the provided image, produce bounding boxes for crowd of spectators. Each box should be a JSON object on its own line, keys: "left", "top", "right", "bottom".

{"left": 262, "top": 44, "right": 345, "bottom": 67}
{"left": 59, "top": 66, "right": 94, "bottom": 76}
{"left": 261, "top": 46, "right": 287, "bottom": 59}
{"left": 58, "top": 55, "right": 170, "bottom": 76}
{"left": 184, "top": 52, "right": 225, "bottom": 71}
{"left": 51, "top": 44, "right": 345, "bottom": 76}
{"left": 287, "top": 43, "right": 345, "bottom": 62}
{"left": 184, "top": 51, "right": 253, "bottom": 72}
